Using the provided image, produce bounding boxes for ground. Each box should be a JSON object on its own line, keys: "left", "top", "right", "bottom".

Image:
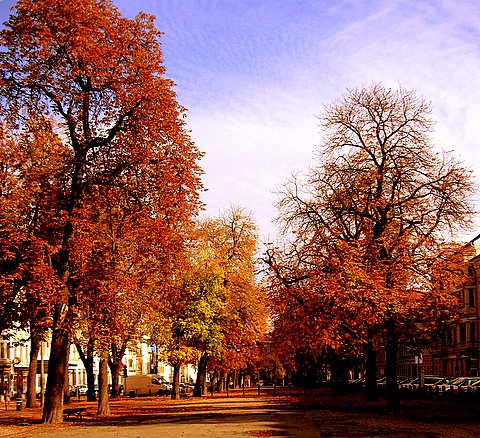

{"left": 1, "top": 388, "right": 479, "bottom": 437}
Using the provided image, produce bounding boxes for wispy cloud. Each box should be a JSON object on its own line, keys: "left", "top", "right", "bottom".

{"left": 124, "top": 0, "right": 480, "bottom": 239}
{"left": 2, "top": 0, "right": 479, "bottom": 239}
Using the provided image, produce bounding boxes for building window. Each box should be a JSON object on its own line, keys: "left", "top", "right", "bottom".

{"left": 0, "top": 341, "right": 8, "bottom": 359}
{"left": 468, "top": 288, "right": 475, "bottom": 307}
{"left": 470, "top": 322, "right": 476, "bottom": 345}
{"left": 447, "top": 330, "right": 453, "bottom": 346}
{"left": 460, "top": 324, "right": 467, "bottom": 343}
{"left": 459, "top": 290, "right": 465, "bottom": 305}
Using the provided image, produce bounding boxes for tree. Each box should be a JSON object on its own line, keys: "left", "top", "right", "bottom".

{"left": 268, "top": 83, "right": 476, "bottom": 407}
{"left": 151, "top": 207, "right": 267, "bottom": 398}
{"left": 186, "top": 208, "right": 266, "bottom": 396}
{"left": 0, "top": 118, "right": 67, "bottom": 406}
{"left": 0, "top": 0, "right": 203, "bottom": 422}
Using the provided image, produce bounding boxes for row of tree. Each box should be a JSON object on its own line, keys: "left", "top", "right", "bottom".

{"left": 1, "top": 0, "right": 477, "bottom": 423}
{"left": 0, "top": 0, "right": 266, "bottom": 423}
{"left": 264, "top": 84, "right": 477, "bottom": 408}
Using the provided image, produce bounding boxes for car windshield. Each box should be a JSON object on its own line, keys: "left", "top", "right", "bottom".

{"left": 424, "top": 377, "right": 443, "bottom": 384}
{"left": 460, "top": 378, "right": 480, "bottom": 386}
{"left": 449, "top": 377, "right": 467, "bottom": 385}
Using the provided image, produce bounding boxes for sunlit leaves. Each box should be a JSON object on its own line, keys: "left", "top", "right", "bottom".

{"left": 0, "top": 0, "right": 203, "bottom": 421}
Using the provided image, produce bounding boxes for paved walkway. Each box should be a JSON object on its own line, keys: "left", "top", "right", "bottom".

{"left": 1, "top": 392, "right": 480, "bottom": 437}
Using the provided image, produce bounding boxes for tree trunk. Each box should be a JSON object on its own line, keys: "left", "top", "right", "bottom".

{"left": 218, "top": 370, "right": 226, "bottom": 392}
{"left": 108, "top": 357, "right": 121, "bottom": 399}
{"left": 26, "top": 332, "right": 40, "bottom": 408}
{"left": 210, "top": 372, "right": 216, "bottom": 395}
{"left": 97, "top": 358, "right": 110, "bottom": 416}
{"left": 171, "top": 362, "right": 181, "bottom": 400}
{"left": 226, "top": 373, "right": 233, "bottom": 394}
{"left": 64, "top": 351, "right": 71, "bottom": 405}
{"left": 75, "top": 337, "right": 96, "bottom": 401}
{"left": 385, "top": 331, "right": 400, "bottom": 410}
{"left": 193, "top": 354, "right": 208, "bottom": 397}
{"left": 213, "top": 370, "right": 220, "bottom": 391}
{"left": 42, "top": 327, "right": 69, "bottom": 423}
{"left": 364, "top": 340, "right": 377, "bottom": 402}
{"left": 108, "top": 341, "right": 128, "bottom": 398}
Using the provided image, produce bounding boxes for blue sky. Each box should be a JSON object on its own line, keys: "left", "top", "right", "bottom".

{"left": 1, "top": 0, "right": 479, "bottom": 241}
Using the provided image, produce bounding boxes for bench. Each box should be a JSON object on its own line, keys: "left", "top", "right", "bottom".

{"left": 63, "top": 407, "right": 91, "bottom": 420}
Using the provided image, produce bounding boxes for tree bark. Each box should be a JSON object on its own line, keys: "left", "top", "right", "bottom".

{"left": 108, "top": 341, "right": 128, "bottom": 398}
{"left": 75, "top": 337, "right": 96, "bottom": 401}
{"left": 385, "top": 331, "right": 400, "bottom": 410}
{"left": 218, "top": 370, "right": 226, "bottom": 392}
{"left": 42, "top": 327, "right": 69, "bottom": 423}
{"left": 364, "top": 340, "right": 377, "bottom": 402}
{"left": 171, "top": 362, "right": 181, "bottom": 400}
{"left": 97, "top": 358, "right": 110, "bottom": 416}
{"left": 64, "top": 353, "right": 71, "bottom": 405}
{"left": 108, "top": 358, "right": 121, "bottom": 398}
{"left": 193, "top": 354, "right": 208, "bottom": 397}
{"left": 26, "top": 331, "right": 40, "bottom": 408}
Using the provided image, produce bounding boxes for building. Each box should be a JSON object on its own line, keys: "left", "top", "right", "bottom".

{"left": 419, "top": 234, "right": 480, "bottom": 378}
{"left": 0, "top": 333, "right": 196, "bottom": 400}
{"left": 395, "top": 234, "right": 480, "bottom": 379}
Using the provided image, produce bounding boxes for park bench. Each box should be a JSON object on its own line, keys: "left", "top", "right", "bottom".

{"left": 63, "top": 407, "right": 91, "bottom": 420}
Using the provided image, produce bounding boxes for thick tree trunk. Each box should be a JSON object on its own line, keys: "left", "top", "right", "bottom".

{"left": 42, "top": 327, "right": 69, "bottom": 423}
{"left": 385, "top": 331, "right": 400, "bottom": 410}
{"left": 97, "top": 358, "right": 110, "bottom": 416}
{"left": 26, "top": 332, "right": 40, "bottom": 408}
{"left": 171, "top": 362, "right": 181, "bottom": 400}
{"left": 193, "top": 354, "right": 208, "bottom": 397}
{"left": 364, "top": 340, "right": 377, "bottom": 402}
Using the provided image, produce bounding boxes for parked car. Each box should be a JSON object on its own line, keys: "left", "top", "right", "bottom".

{"left": 179, "top": 382, "right": 195, "bottom": 394}
{"left": 450, "top": 377, "right": 480, "bottom": 393}
{"left": 434, "top": 377, "right": 470, "bottom": 393}
{"left": 465, "top": 379, "right": 480, "bottom": 393}
{"left": 415, "top": 376, "right": 445, "bottom": 389}
{"left": 400, "top": 376, "right": 444, "bottom": 390}
{"left": 399, "top": 377, "right": 417, "bottom": 389}
{"left": 377, "top": 376, "right": 408, "bottom": 388}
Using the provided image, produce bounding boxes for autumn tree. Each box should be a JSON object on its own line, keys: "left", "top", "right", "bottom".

{"left": 268, "top": 83, "right": 476, "bottom": 407}
{"left": 0, "top": 118, "right": 68, "bottom": 407}
{"left": 0, "top": 0, "right": 203, "bottom": 422}
{"left": 152, "top": 207, "right": 266, "bottom": 398}
{"left": 70, "top": 181, "right": 184, "bottom": 413}
{"left": 191, "top": 208, "right": 266, "bottom": 395}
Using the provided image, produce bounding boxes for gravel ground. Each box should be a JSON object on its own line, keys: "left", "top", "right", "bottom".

{"left": 1, "top": 389, "right": 480, "bottom": 437}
